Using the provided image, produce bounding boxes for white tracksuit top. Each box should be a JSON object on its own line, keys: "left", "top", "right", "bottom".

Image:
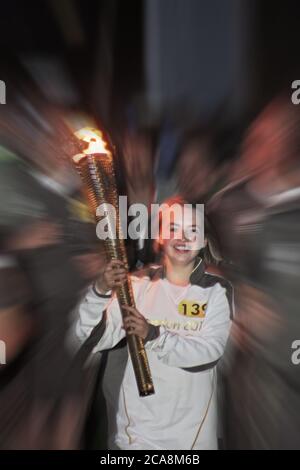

{"left": 76, "top": 262, "right": 232, "bottom": 450}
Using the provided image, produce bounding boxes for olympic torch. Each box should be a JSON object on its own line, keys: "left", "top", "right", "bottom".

{"left": 72, "top": 127, "right": 155, "bottom": 397}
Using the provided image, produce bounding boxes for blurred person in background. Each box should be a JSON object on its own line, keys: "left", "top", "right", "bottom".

{"left": 156, "top": 128, "right": 220, "bottom": 205}
{"left": 121, "top": 127, "right": 157, "bottom": 267}
{"left": 122, "top": 128, "right": 156, "bottom": 209}
{"left": 176, "top": 129, "right": 220, "bottom": 204}
{"left": 210, "top": 93, "right": 300, "bottom": 449}
{"left": 0, "top": 97, "right": 104, "bottom": 449}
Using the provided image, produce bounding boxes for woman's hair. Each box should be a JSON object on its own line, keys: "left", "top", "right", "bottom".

{"left": 153, "top": 195, "right": 222, "bottom": 265}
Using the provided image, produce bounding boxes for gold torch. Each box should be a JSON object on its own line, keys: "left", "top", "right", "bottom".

{"left": 73, "top": 127, "right": 155, "bottom": 397}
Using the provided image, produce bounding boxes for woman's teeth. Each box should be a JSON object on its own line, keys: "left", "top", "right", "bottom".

{"left": 174, "top": 245, "right": 190, "bottom": 251}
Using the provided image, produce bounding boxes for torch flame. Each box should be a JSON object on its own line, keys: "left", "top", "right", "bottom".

{"left": 74, "top": 127, "right": 110, "bottom": 155}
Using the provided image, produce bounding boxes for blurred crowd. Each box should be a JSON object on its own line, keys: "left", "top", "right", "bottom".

{"left": 0, "top": 86, "right": 300, "bottom": 449}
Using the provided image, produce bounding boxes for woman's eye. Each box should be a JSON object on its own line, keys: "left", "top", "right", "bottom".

{"left": 186, "top": 228, "right": 199, "bottom": 235}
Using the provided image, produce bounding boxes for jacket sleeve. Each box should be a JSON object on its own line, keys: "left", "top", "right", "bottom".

{"left": 76, "top": 285, "right": 125, "bottom": 353}
{"left": 145, "top": 283, "right": 232, "bottom": 368}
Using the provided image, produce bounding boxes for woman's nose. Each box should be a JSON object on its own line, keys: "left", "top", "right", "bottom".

{"left": 179, "top": 230, "right": 190, "bottom": 242}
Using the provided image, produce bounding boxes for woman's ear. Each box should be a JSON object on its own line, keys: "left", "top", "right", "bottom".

{"left": 204, "top": 237, "right": 208, "bottom": 248}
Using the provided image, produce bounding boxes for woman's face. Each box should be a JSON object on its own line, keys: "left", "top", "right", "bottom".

{"left": 159, "top": 206, "right": 205, "bottom": 266}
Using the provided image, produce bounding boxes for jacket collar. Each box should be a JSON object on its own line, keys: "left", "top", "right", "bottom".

{"left": 150, "top": 257, "right": 206, "bottom": 285}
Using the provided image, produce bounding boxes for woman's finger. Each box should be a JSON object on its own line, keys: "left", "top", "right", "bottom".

{"left": 114, "top": 273, "right": 127, "bottom": 281}
{"left": 112, "top": 275, "right": 127, "bottom": 284}
{"left": 123, "top": 317, "right": 142, "bottom": 328}
{"left": 113, "top": 281, "right": 126, "bottom": 287}
{"left": 112, "top": 270, "right": 127, "bottom": 277}
{"left": 107, "top": 271, "right": 126, "bottom": 280}
{"left": 110, "top": 259, "right": 125, "bottom": 268}
{"left": 127, "top": 327, "right": 143, "bottom": 336}
{"left": 124, "top": 314, "right": 142, "bottom": 324}
{"left": 124, "top": 321, "right": 145, "bottom": 335}
{"left": 108, "top": 272, "right": 127, "bottom": 280}
{"left": 109, "top": 277, "right": 126, "bottom": 286}
{"left": 123, "top": 317, "right": 140, "bottom": 327}
{"left": 112, "top": 283, "right": 121, "bottom": 288}
{"left": 106, "top": 260, "right": 125, "bottom": 272}
{"left": 122, "top": 305, "right": 143, "bottom": 318}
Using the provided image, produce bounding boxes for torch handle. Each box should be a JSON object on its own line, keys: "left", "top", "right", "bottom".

{"left": 73, "top": 152, "right": 155, "bottom": 396}
{"left": 115, "top": 276, "right": 155, "bottom": 396}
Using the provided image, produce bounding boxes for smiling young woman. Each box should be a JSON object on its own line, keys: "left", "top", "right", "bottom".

{"left": 76, "top": 195, "right": 233, "bottom": 450}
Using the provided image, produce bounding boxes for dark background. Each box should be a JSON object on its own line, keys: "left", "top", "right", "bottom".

{"left": 1, "top": 0, "right": 300, "bottom": 139}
